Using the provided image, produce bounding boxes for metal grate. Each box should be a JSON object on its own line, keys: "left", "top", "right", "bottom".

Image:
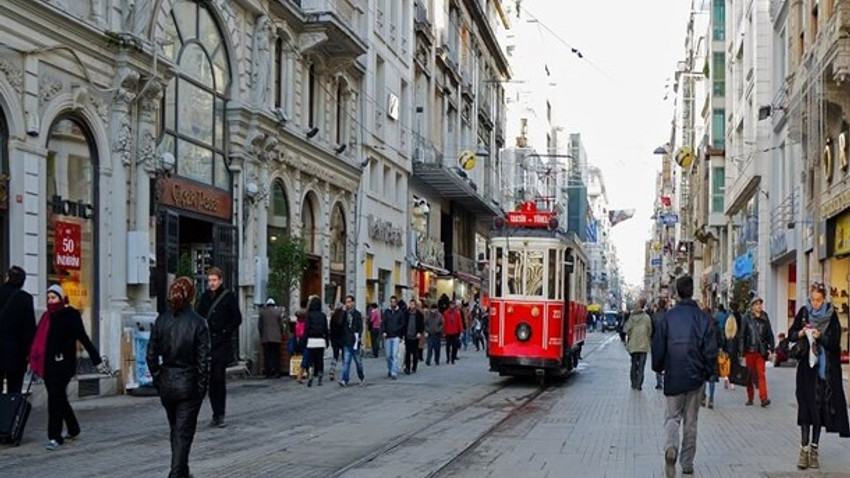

{"left": 78, "top": 378, "right": 100, "bottom": 398}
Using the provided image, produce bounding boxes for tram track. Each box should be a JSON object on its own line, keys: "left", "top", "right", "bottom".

{"left": 328, "top": 334, "right": 615, "bottom": 478}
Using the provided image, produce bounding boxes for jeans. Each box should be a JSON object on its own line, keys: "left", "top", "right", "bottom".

{"left": 208, "top": 343, "right": 230, "bottom": 419}
{"left": 370, "top": 328, "right": 381, "bottom": 357}
{"left": 384, "top": 337, "right": 400, "bottom": 377}
{"left": 404, "top": 338, "right": 420, "bottom": 373}
{"left": 342, "top": 345, "right": 364, "bottom": 383}
{"left": 161, "top": 398, "right": 202, "bottom": 478}
{"left": 445, "top": 334, "right": 460, "bottom": 363}
{"left": 461, "top": 330, "right": 470, "bottom": 350}
{"left": 745, "top": 352, "right": 768, "bottom": 402}
{"left": 426, "top": 334, "right": 442, "bottom": 365}
{"left": 45, "top": 375, "right": 78, "bottom": 443}
{"left": 656, "top": 372, "right": 664, "bottom": 388}
{"left": 262, "top": 342, "right": 280, "bottom": 378}
{"left": 706, "top": 380, "right": 716, "bottom": 400}
{"left": 630, "top": 352, "right": 647, "bottom": 389}
{"left": 664, "top": 384, "right": 704, "bottom": 470}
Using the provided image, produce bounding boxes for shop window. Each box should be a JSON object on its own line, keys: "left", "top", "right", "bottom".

{"left": 267, "top": 180, "right": 289, "bottom": 243}
{"left": 329, "top": 203, "right": 346, "bottom": 271}
{"left": 46, "top": 117, "right": 98, "bottom": 346}
{"left": 159, "top": 0, "right": 231, "bottom": 189}
{"left": 302, "top": 194, "right": 317, "bottom": 254}
{"left": 548, "top": 249, "right": 557, "bottom": 300}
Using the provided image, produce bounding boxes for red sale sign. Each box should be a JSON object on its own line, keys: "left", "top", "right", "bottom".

{"left": 54, "top": 221, "right": 82, "bottom": 271}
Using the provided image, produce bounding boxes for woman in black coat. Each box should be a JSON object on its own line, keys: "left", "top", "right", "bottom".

{"left": 305, "top": 296, "right": 329, "bottom": 387}
{"left": 788, "top": 281, "right": 850, "bottom": 470}
{"left": 31, "top": 285, "right": 101, "bottom": 450}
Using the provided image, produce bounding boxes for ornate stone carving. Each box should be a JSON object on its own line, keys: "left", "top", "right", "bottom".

{"left": 251, "top": 15, "right": 271, "bottom": 106}
{"left": 90, "top": 96, "right": 109, "bottom": 124}
{"left": 113, "top": 116, "right": 133, "bottom": 166}
{"left": 39, "top": 77, "right": 63, "bottom": 105}
{"left": 0, "top": 58, "right": 23, "bottom": 93}
{"left": 113, "top": 68, "right": 140, "bottom": 104}
{"left": 368, "top": 214, "right": 403, "bottom": 247}
{"left": 138, "top": 129, "right": 157, "bottom": 171}
{"left": 415, "top": 233, "right": 446, "bottom": 269}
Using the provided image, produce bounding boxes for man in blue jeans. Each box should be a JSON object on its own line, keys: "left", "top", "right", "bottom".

{"left": 381, "top": 296, "right": 405, "bottom": 380}
{"left": 339, "top": 295, "right": 365, "bottom": 387}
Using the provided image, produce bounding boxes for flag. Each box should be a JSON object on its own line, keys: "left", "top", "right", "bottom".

{"left": 661, "top": 196, "right": 671, "bottom": 207}
{"left": 586, "top": 220, "right": 598, "bottom": 243}
{"left": 609, "top": 209, "right": 635, "bottom": 227}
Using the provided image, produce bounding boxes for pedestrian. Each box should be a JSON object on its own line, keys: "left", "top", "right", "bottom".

{"left": 739, "top": 296, "right": 775, "bottom": 407}
{"left": 305, "top": 296, "right": 329, "bottom": 387}
{"left": 146, "top": 277, "right": 211, "bottom": 478}
{"left": 196, "top": 267, "right": 242, "bottom": 428}
{"left": 328, "top": 303, "right": 345, "bottom": 381}
{"left": 29, "top": 285, "right": 104, "bottom": 451}
{"left": 294, "top": 304, "right": 309, "bottom": 383}
{"left": 651, "top": 298, "right": 668, "bottom": 390}
{"left": 721, "top": 308, "right": 738, "bottom": 390}
{"left": 461, "top": 302, "right": 471, "bottom": 351}
{"left": 369, "top": 302, "right": 381, "bottom": 358}
{"left": 381, "top": 296, "right": 404, "bottom": 380}
{"left": 624, "top": 298, "right": 652, "bottom": 391}
{"left": 443, "top": 300, "right": 463, "bottom": 364}
{"left": 403, "top": 299, "right": 424, "bottom": 375}
{"left": 789, "top": 281, "right": 849, "bottom": 470}
{"left": 0, "top": 266, "right": 36, "bottom": 394}
{"left": 339, "top": 295, "right": 365, "bottom": 387}
{"left": 713, "top": 304, "right": 728, "bottom": 331}
{"left": 258, "top": 298, "right": 284, "bottom": 379}
{"left": 472, "top": 309, "right": 484, "bottom": 352}
{"left": 424, "top": 303, "right": 444, "bottom": 366}
{"left": 651, "top": 276, "right": 717, "bottom": 477}
{"left": 702, "top": 306, "right": 725, "bottom": 409}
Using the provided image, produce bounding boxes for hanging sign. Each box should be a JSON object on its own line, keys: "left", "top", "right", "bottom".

{"left": 506, "top": 201, "right": 555, "bottom": 228}
{"left": 54, "top": 220, "right": 82, "bottom": 270}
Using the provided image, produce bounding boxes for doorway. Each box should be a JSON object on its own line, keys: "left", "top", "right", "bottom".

{"left": 301, "top": 255, "right": 322, "bottom": 303}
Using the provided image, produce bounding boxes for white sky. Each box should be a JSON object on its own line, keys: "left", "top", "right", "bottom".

{"left": 525, "top": 0, "right": 692, "bottom": 287}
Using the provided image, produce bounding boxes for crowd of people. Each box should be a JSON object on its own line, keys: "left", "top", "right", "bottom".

{"left": 615, "top": 276, "right": 850, "bottom": 477}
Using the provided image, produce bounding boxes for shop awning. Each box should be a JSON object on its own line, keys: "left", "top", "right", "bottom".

{"left": 414, "top": 261, "right": 450, "bottom": 276}
{"left": 454, "top": 271, "right": 483, "bottom": 285}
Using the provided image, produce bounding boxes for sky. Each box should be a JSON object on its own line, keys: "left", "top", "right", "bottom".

{"left": 524, "top": 0, "right": 693, "bottom": 287}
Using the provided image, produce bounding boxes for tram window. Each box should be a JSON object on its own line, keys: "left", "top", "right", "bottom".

{"left": 526, "top": 251, "right": 544, "bottom": 296}
{"left": 494, "top": 247, "right": 503, "bottom": 296}
{"left": 547, "top": 249, "right": 557, "bottom": 300}
{"left": 507, "top": 250, "right": 523, "bottom": 294}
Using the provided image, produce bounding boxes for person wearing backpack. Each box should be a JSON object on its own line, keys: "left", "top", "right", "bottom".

{"left": 0, "top": 266, "right": 36, "bottom": 394}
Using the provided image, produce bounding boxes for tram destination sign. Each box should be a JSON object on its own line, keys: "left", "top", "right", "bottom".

{"left": 506, "top": 210, "right": 555, "bottom": 228}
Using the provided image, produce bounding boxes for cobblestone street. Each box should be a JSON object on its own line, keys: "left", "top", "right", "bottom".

{"left": 3, "top": 333, "right": 850, "bottom": 478}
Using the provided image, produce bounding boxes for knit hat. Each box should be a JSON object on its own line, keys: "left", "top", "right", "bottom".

{"left": 266, "top": 298, "right": 276, "bottom": 306}
{"left": 750, "top": 296, "right": 763, "bottom": 307}
{"left": 46, "top": 284, "right": 65, "bottom": 301}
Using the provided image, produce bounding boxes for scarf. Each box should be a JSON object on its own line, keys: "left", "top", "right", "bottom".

{"left": 29, "top": 303, "right": 63, "bottom": 377}
{"left": 805, "top": 300, "right": 832, "bottom": 379}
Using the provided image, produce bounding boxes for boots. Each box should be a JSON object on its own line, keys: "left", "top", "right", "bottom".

{"left": 707, "top": 398, "right": 714, "bottom": 409}
{"left": 797, "top": 445, "right": 809, "bottom": 470}
{"left": 809, "top": 445, "right": 819, "bottom": 469}
{"left": 318, "top": 374, "right": 323, "bottom": 386}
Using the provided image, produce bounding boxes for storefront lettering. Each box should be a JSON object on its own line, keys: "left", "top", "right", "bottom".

{"left": 415, "top": 234, "right": 446, "bottom": 269}
{"left": 820, "top": 188, "right": 850, "bottom": 220}
{"left": 368, "top": 215, "right": 403, "bottom": 247}
{"left": 50, "top": 195, "right": 94, "bottom": 220}
{"left": 170, "top": 183, "right": 221, "bottom": 214}
{"left": 155, "top": 177, "right": 232, "bottom": 221}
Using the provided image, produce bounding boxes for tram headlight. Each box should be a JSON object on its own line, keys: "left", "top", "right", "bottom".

{"left": 515, "top": 322, "right": 532, "bottom": 342}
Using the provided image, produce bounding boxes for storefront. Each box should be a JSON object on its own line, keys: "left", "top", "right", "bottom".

{"left": 824, "top": 209, "right": 850, "bottom": 356}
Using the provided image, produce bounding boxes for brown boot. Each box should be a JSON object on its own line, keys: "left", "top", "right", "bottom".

{"left": 809, "top": 445, "right": 819, "bottom": 469}
{"left": 797, "top": 446, "right": 809, "bottom": 470}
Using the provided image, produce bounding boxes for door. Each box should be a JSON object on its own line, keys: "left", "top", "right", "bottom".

{"left": 213, "top": 223, "right": 239, "bottom": 364}
{"left": 155, "top": 209, "right": 180, "bottom": 313}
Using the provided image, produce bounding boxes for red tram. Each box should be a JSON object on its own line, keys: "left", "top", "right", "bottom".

{"left": 488, "top": 202, "right": 588, "bottom": 381}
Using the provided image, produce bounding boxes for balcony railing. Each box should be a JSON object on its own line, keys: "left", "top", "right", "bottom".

{"left": 300, "top": 0, "right": 366, "bottom": 49}
{"left": 449, "top": 253, "right": 478, "bottom": 277}
{"left": 769, "top": 190, "right": 798, "bottom": 260}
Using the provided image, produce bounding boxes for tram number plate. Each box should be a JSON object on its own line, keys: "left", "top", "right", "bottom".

{"left": 552, "top": 310, "right": 561, "bottom": 319}
{"left": 549, "top": 338, "right": 563, "bottom": 346}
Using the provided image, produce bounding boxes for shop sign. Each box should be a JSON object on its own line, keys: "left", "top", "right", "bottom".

{"left": 656, "top": 213, "right": 679, "bottom": 225}
{"left": 507, "top": 201, "right": 555, "bottom": 228}
{"left": 50, "top": 194, "right": 94, "bottom": 220}
{"left": 834, "top": 212, "right": 850, "bottom": 256}
{"left": 650, "top": 257, "right": 662, "bottom": 266}
{"left": 54, "top": 220, "right": 82, "bottom": 271}
{"left": 155, "top": 177, "right": 232, "bottom": 221}
{"left": 368, "top": 215, "right": 403, "bottom": 246}
{"left": 415, "top": 234, "right": 445, "bottom": 269}
{"left": 820, "top": 187, "right": 850, "bottom": 220}
{"left": 733, "top": 251, "right": 754, "bottom": 280}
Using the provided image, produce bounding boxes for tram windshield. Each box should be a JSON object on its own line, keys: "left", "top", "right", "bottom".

{"left": 493, "top": 245, "right": 563, "bottom": 300}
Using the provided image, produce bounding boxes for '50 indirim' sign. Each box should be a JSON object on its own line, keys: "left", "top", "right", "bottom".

{"left": 54, "top": 220, "right": 82, "bottom": 271}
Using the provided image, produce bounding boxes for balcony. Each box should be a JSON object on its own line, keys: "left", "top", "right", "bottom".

{"left": 412, "top": 138, "right": 502, "bottom": 218}
{"left": 300, "top": 0, "right": 367, "bottom": 59}
{"left": 414, "top": 1, "right": 434, "bottom": 45}
{"left": 725, "top": 154, "right": 760, "bottom": 216}
{"left": 447, "top": 253, "right": 481, "bottom": 284}
{"left": 769, "top": 190, "right": 798, "bottom": 263}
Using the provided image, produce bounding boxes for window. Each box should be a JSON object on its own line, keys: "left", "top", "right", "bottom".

{"left": 308, "top": 63, "right": 318, "bottom": 128}
{"left": 375, "top": 56, "right": 386, "bottom": 128}
{"left": 0, "top": 109, "right": 8, "bottom": 273}
{"left": 302, "top": 194, "right": 317, "bottom": 254}
{"left": 712, "top": 109, "right": 725, "bottom": 149}
{"left": 46, "top": 117, "right": 99, "bottom": 346}
{"left": 712, "top": 167, "right": 725, "bottom": 213}
{"left": 384, "top": 165, "right": 393, "bottom": 200}
{"left": 494, "top": 247, "right": 503, "bottom": 297}
{"left": 396, "top": 172, "right": 404, "bottom": 204}
{"left": 547, "top": 249, "right": 557, "bottom": 300}
{"left": 525, "top": 251, "right": 544, "bottom": 296}
{"left": 369, "top": 158, "right": 380, "bottom": 193}
{"left": 267, "top": 180, "right": 289, "bottom": 243}
{"left": 335, "top": 81, "right": 345, "bottom": 144}
{"left": 713, "top": 52, "right": 725, "bottom": 96}
{"left": 329, "top": 203, "right": 346, "bottom": 270}
{"left": 158, "top": 0, "right": 231, "bottom": 189}
{"left": 712, "top": 0, "right": 725, "bottom": 40}
{"left": 274, "top": 37, "right": 283, "bottom": 108}
{"left": 507, "top": 250, "right": 523, "bottom": 295}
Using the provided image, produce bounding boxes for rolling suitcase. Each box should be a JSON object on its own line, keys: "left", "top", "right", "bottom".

{"left": 0, "top": 376, "right": 34, "bottom": 446}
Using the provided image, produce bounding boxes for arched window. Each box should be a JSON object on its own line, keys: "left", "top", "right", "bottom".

{"left": 302, "top": 195, "right": 316, "bottom": 254}
{"left": 329, "top": 203, "right": 346, "bottom": 268}
{"left": 46, "top": 117, "right": 99, "bottom": 345}
{"left": 0, "top": 109, "right": 8, "bottom": 272}
{"left": 268, "top": 180, "right": 289, "bottom": 243}
{"left": 159, "top": 0, "right": 231, "bottom": 189}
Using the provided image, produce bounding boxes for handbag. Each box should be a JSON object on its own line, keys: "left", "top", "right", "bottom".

{"left": 717, "top": 351, "right": 731, "bottom": 378}
{"left": 789, "top": 339, "right": 808, "bottom": 361}
{"left": 729, "top": 360, "right": 752, "bottom": 387}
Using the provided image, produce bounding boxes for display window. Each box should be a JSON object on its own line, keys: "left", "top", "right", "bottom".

{"left": 46, "top": 117, "right": 98, "bottom": 344}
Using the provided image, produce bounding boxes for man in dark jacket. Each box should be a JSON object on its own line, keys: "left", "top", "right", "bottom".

{"left": 652, "top": 298, "right": 669, "bottom": 390}
{"left": 403, "top": 299, "right": 425, "bottom": 375}
{"left": 0, "top": 266, "right": 36, "bottom": 394}
{"left": 328, "top": 304, "right": 345, "bottom": 381}
{"left": 339, "top": 295, "right": 365, "bottom": 387}
{"left": 196, "top": 267, "right": 241, "bottom": 428}
{"left": 258, "top": 298, "right": 284, "bottom": 379}
{"left": 424, "top": 303, "right": 444, "bottom": 366}
{"left": 147, "top": 277, "right": 210, "bottom": 478}
{"left": 652, "top": 276, "right": 717, "bottom": 477}
{"left": 739, "top": 296, "right": 775, "bottom": 406}
{"left": 381, "top": 296, "right": 405, "bottom": 379}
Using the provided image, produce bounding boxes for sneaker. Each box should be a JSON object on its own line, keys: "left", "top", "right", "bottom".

{"left": 681, "top": 464, "right": 694, "bottom": 474}
{"left": 359, "top": 379, "right": 365, "bottom": 387}
{"left": 708, "top": 398, "right": 714, "bottom": 409}
{"left": 63, "top": 433, "right": 79, "bottom": 443}
{"left": 664, "top": 446, "right": 678, "bottom": 478}
{"left": 761, "top": 399, "right": 771, "bottom": 407}
{"left": 809, "top": 445, "right": 819, "bottom": 469}
{"left": 391, "top": 375, "right": 398, "bottom": 380}
{"left": 45, "top": 440, "right": 61, "bottom": 451}
{"left": 745, "top": 400, "right": 754, "bottom": 406}
{"left": 797, "top": 445, "right": 809, "bottom": 469}
{"left": 216, "top": 419, "right": 227, "bottom": 428}
{"left": 339, "top": 380, "right": 348, "bottom": 388}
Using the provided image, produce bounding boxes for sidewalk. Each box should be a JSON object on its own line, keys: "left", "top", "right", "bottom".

{"left": 440, "top": 333, "right": 850, "bottom": 478}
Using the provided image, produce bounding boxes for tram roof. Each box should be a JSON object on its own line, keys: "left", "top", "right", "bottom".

{"left": 490, "top": 228, "right": 587, "bottom": 258}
